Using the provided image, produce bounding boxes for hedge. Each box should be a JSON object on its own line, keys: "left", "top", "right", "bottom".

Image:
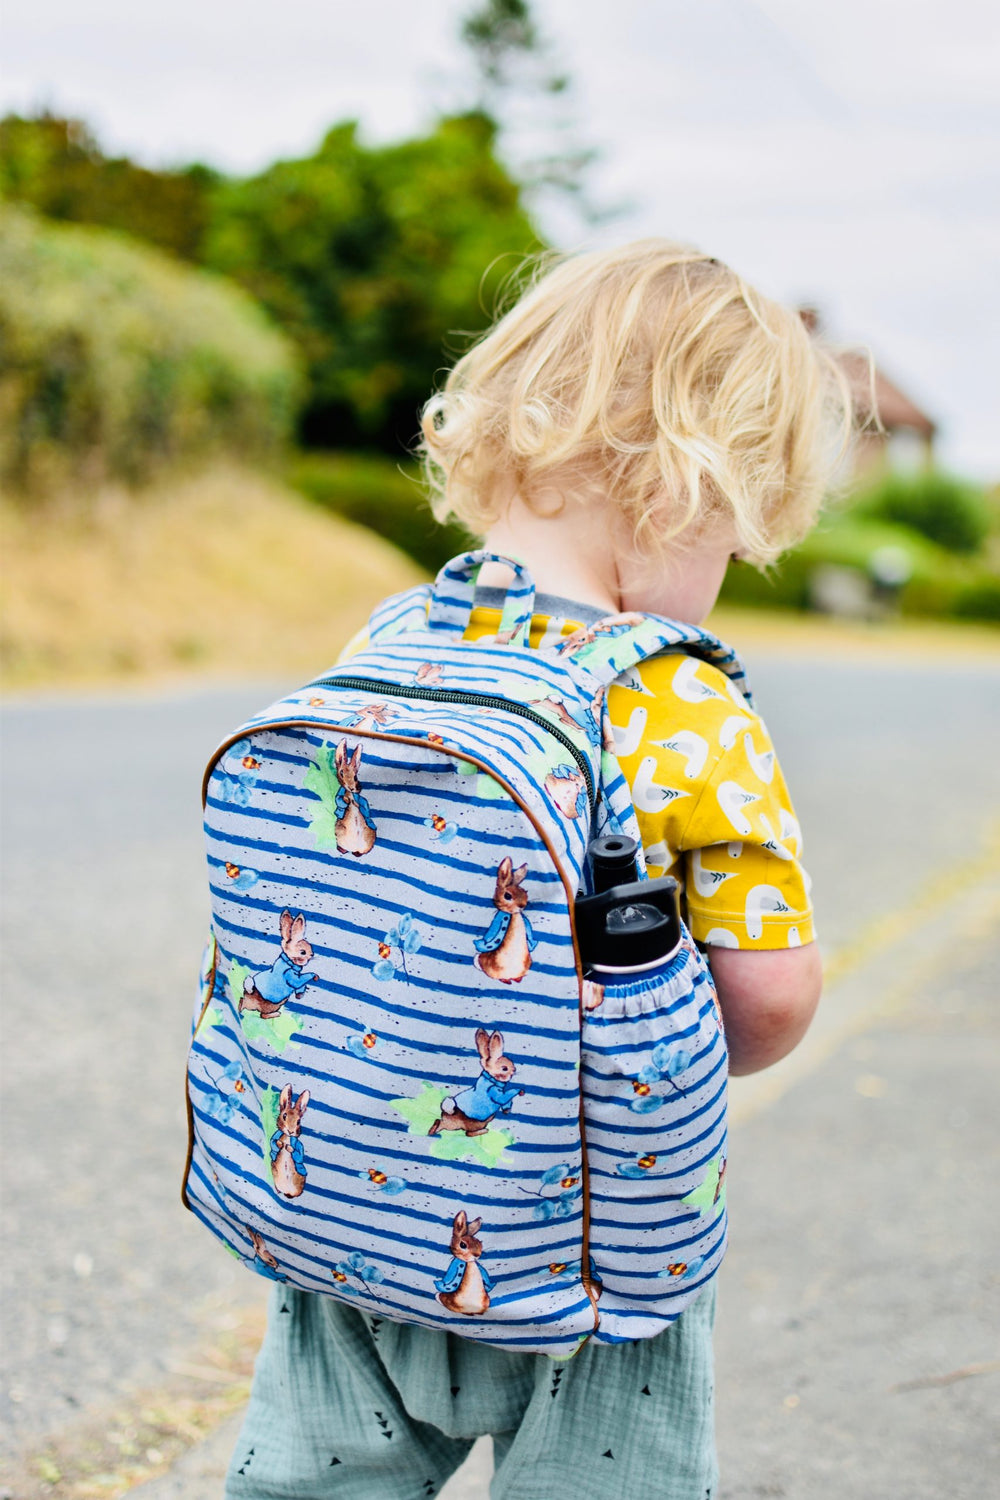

{"left": 0, "top": 205, "right": 301, "bottom": 492}
{"left": 720, "top": 510, "right": 1000, "bottom": 623}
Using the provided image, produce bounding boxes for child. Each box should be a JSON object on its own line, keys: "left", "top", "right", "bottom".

{"left": 226, "top": 240, "right": 852, "bottom": 1499}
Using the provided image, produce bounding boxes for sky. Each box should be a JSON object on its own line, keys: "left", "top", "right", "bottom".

{"left": 4, "top": 0, "right": 999, "bottom": 477}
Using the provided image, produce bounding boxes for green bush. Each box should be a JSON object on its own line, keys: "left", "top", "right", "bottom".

{"left": 718, "top": 510, "right": 999, "bottom": 623}
{"left": 951, "top": 575, "right": 1000, "bottom": 623}
{"left": 717, "top": 553, "right": 811, "bottom": 612}
{"left": 853, "top": 469, "right": 990, "bottom": 554}
{"left": 0, "top": 206, "right": 301, "bottom": 491}
{"left": 287, "top": 450, "right": 474, "bottom": 574}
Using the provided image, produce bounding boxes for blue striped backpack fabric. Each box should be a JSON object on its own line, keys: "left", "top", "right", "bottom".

{"left": 183, "top": 551, "right": 753, "bottom": 1357}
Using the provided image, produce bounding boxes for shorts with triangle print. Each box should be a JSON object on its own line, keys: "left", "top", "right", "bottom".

{"left": 226, "top": 1282, "right": 718, "bottom": 1500}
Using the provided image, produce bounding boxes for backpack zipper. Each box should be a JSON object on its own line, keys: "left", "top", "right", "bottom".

{"left": 310, "top": 673, "right": 597, "bottom": 815}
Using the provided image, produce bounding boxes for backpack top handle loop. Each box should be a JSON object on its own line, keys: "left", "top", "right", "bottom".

{"left": 427, "top": 551, "right": 537, "bottom": 645}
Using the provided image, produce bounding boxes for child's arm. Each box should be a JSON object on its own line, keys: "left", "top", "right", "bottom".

{"left": 707, "top": 941, "right": 822, "bottom": 1076}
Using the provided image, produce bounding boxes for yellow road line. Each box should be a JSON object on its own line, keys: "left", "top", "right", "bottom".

{"left": 821, "top": 818, "right": 1000, "bottom": 989}
{"left": 730, "top": 821, "right": 1000, "bottom": 1125}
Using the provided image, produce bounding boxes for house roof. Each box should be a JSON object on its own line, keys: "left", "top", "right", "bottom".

{"left": 799, "top": 307, "right": 937, "bottom": 439}
{"left": 838, "top": 351, "right": 937, "bottom": 440}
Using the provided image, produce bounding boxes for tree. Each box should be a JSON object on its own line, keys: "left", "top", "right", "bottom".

{"left": 201, "top": 113, "right": 543, "bottom": 451}
{"left": 462, "top": 0, "right": 547, "bottom": 95}
{"left": 0, "top": 113, "right": 214, "bottom": 260}
{"left": 458, "top": 0, "right": 604, "bottom": 227}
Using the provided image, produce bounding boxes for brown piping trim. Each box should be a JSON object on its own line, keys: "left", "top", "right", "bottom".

{"left": 184, "top": 720, "right": 602, "bottom": 1340}
{"left": 181, "top": 932, "right": 219, "bottom": 1210}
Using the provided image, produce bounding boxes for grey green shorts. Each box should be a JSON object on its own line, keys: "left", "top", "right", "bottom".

{"left": 226, "top": 1283, "right": 718, "bottom": 1500}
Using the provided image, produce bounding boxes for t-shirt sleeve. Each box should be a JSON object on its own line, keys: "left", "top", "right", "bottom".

{"left": 677, "top": 719, "right": 814, "bottom": 950}
{"left": 606, "top": 652, "right": 814, "bottom": 951}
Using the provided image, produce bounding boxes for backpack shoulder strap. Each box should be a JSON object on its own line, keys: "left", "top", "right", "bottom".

{"left": 555, "top": 612, "right": 754, "bottom": 710}
{"left": 367, "top": 583, "right": 433, "bottom": 642}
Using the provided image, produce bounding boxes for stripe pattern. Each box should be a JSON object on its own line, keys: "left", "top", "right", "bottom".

{"left": 183, "top": 552, "right": 746, "bottom": 1355}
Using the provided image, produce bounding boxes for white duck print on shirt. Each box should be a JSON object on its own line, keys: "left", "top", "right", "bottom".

{"left": 611, "top": 705, "right": 648, "bottom": 758}
{"left": 718, "top": 714, "right": 751, "bottom": 750}
{"left": 671, "top": 657, "right": 727, "bottom": 704}
{"left": 691, "top": 848, "right": 737, "bottom": 900}
{"left": 632, "top": 757, "right": 691, "bottom": 815}
{"left": 746, "top": 884, "right": 791, "bottom": 941}
{"left": 643, "top": 840, "right": 672, "bottom": 871}
{"left": 743, "top": 732, "right": 775, "bottom": 785}
{"left": 652, "top": 730, "right": 709, "bottom": 780}
{"left": 717, "top": 780, "right": 761, "bottom": 836}
{"left": 758, "top": 814, "right": 795, "bottom": 862}
{"left": 613, "top": 664, "right": 655, "bottom": 697}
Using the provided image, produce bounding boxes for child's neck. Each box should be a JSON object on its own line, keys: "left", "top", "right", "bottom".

{"left": 480, "top": 502, "right": 623, "bottom": 615}
{"left": 478, "top": 486, "right": 734, "bottom": 627}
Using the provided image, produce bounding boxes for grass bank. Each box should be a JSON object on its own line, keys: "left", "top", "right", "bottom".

{"left": 0, "top": 467, "right": 423, "bottom": 691}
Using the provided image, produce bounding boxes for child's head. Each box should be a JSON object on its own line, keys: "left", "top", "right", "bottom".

{"left": 420, "top": 239, "right": 853, "bottom": 584}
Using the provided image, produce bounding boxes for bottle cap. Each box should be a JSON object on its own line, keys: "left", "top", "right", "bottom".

{"left": 575, "top": 874, "right": 683, "bottom": 970}
{"left": 590, "top": 834, "right": 640, "bottom": 893}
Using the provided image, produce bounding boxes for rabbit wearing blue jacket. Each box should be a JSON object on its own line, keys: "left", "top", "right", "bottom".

{"left": 241, "top": 911, "right": 318, "bottom": 1019}
{"left": 429, "top": 1029, "right": 524, "bottom": 1138}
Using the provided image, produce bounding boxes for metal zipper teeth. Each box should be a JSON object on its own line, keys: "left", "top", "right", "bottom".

{"left": 310, "top": 673, "right": 597, "bottom": 814}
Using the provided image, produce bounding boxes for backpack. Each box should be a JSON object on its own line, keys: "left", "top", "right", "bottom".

{"left": 183, "top": 550, "right": 753, "bottom": 1357}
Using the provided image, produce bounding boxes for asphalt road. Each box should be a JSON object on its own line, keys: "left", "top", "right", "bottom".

{"left": 2, "top": 650, "right": 998, "bottom": 1493}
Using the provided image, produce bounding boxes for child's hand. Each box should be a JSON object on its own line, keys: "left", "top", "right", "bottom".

{"left": 708, "top": 943, "right": 822, "bottom": 1075}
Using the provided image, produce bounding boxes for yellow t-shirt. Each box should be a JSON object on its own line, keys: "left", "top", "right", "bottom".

{"left": 339, "top": 602, "right": 814, "bottom": 951}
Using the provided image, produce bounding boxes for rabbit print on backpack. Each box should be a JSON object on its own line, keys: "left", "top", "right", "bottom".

{"left": 248, "top": 1229, "right": 285, "bottom": 1281}
{"left": 429, "top": 1029, "right": 525, "bottom": 1138}
{"left": 544, "top": 764, "right": 588, "bottom": 820}
{"left": 241, "top": 911, "right": 317, "bottom": 1018}
{"left": 269, "top": 1084, "right": 310, "bottom": 1199}
{"left": 333, "top": 739, "right": 377, "bottom": 857}
{"left": 474, "top": 857, "right": 537, "bottom": 984}
{"left": 434, "top": 1210, "right": 494, "bottom": 1316}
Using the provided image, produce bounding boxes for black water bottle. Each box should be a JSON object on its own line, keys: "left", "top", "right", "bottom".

{"left": 576, "top": 835, "right": 683, "bottom": 976}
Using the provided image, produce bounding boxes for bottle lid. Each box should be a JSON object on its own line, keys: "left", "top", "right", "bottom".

{"left": 575, "top": 874, "right": 682, "bottom": 970}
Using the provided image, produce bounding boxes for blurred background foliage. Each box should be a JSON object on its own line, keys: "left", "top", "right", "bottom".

{"left": 0, "top": 0, "right": 997, "bottom": 686}
{"left": 0, "top": 112, "right": 215, "bottom": 259}
{"left": 202, "top": 112, "right": 541, "bottom": 451}
{"left": 0, "top": 107, "right": 540, "bottom": 457}
{"left": 0, "top": 204, "right": 299, "bottom": 491}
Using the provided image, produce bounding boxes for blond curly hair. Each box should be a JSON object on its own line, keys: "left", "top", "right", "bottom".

{"left": 419, "top": 239, "right": 855, "bottom": 567}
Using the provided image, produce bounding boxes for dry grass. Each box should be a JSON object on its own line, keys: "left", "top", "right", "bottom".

{"left": 0, "top": 467, "right": 425, "bottom": 690}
